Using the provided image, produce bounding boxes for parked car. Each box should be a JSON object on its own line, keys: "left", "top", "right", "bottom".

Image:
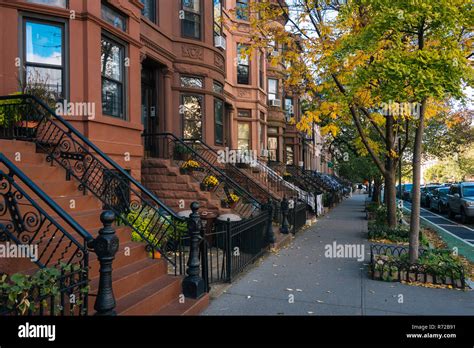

{"left": 421, "top": 184, "right": 441, "bottom": 207}
{"left": 401, "top": 183, "right": 413, "bottom": 201}
{"left": 447, "top": 182, "right": 474, "bottom": 223}
{"left": 429, "top": 186, "right": 450, "bottom": 213}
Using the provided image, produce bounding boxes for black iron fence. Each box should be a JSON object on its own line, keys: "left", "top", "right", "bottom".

{"left": 370, "top": 244, "right": 466, "bottom": 289}
{"left": 167, "top": 210, "right": 271, "bottom": 286}
{"left": 289, "top": 201, "right": 307, "bottom": 234}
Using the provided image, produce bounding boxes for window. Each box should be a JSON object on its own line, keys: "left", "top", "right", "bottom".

{"left": 237, "top": 109, "right": 251, "bottom": 118}
{"left": 268, "top": 78, "right": 278, "bottom": 100}
{"left": 259, "top": 51, "right": 265, "bottom": 89}
{"left": 214, "top": 98, "right": 224, "bottom": 145}
{"left": 182, "top": 0, "right": 201, "bottom": 39}
{"left": 26, "top": 0, "right": 67, "bottom": 7}
{"left": 213, "top": 0, "right": 223, "bottom": 38}
{"left": 236, "top": 0, "right": 249, "bottom": 20}
{"left": 268, "top": 136, "right": 278, "bottom": 161}
{"left": 181, "top": 94, "right": 203, "bottom": 139}
{"left": 286, "top": 145, "right": 294, "bottom": 165}
{"left": 285, "top": 97, "right": 294, "bottom": 121}
{"left": 237, "top": 44, "right": 250, "bottom": 85}
{"left": 101, "top": 35, "right": 125, "bottom": 118}
{"left": 213, "top": 81, "right": 224, "bottom": 94}
{"left": 237, "top": 122, "right": 250, "bottom": 151}
{"left": 24, "top": 19, "right": 65, "bottom": 99}
{"left": 140, "top": 0, "right": 156, "bottom": 23}
{"left": 259, "top": 121, "right": 265, "bottom": 154}
{"left": 101, "top": 3, "right": 127, "bottom": 31}
{"left": 180, "top": 75, "right": 203, "bottom": 88}
{"left": 462, "top": 185, "right": 474, "bottom": 197}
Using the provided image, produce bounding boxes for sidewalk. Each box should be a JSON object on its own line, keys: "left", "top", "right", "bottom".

{"left": 202, "top": 195, "right": 474, "bottom": 315}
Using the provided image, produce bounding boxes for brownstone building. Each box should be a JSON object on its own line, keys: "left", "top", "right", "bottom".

{"left": 0, "top": 0, "right": 327, "bottom": 173}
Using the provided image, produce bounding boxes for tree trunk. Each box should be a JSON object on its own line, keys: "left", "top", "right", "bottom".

{"left": 385, "top": 172, "right": 397, "bottom": 228}
{"left": 372, "top": 177, "right": 382, "bottom": 204}
{"left": 409, "top": 99, "right": 426, "bottom": 263}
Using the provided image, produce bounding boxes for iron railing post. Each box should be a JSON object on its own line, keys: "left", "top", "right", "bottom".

{"left": 91, "top": 210, "right": 119, "bottom": 316}
{"left": 182, "top": 202, "right": 206, "bottom": 299}
{"left": 265, "top": 199, "right": 275, "bottom": 244}
{"left": 226, "top": 218, "right": 232, "bottom": 282}
{"left": 292, "top": 200, "right": 297, "bottom": 235}
{"left": 280, "top": 197, "right": 289, "bottom": 234}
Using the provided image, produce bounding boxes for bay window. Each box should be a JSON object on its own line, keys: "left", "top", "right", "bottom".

{"left": 268, "top": 78, "right": 278, "bottom": 100}
{"left": 214, "top": 98, "right": 224, "bottom": 145}
{"left": 182, "top": 0, "right": 201, "bottom": 39}
{"left": 236, "top": 0, "right": 249, "bottom": 20}
{"left": 237, "top": 44, "right": 250, "bottom": 85}
{"left": 101, "top": 35, "right": 125, "bottom": 119}
{"left": 181, "top": 94, "right": 203, "bottom": 140}
{"left": 238, "top": 123, "right": 250, "bottom": 151}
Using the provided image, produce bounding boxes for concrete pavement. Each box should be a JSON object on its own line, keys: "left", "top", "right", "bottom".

{"left": 202, "top": 194, "right": 474, "bottom": 315}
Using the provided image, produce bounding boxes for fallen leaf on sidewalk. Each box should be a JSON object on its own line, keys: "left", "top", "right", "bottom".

{"left": 369, "top": 290, "right": 375, "bottom": 294}
{"left": 296, "top": 289, "right": 303, "bottom": 292}
{"left": 307, "top": 311, "right": 314, "bottom": 314}
{"left": 286, "top": 288, "right": 293, "bottom": 291}
{"left": 247, "top": 296, "right": 252, "bottom": 299}
{"left": 316, "top": 300, "right": 324, "bottom": 303}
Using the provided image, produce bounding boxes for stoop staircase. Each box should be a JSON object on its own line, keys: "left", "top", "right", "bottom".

{"left": 0, "top": 95, "right": 209, "bottom": 315}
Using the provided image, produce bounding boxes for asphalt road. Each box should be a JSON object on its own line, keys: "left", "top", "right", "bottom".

{"left": 403, "top": 201, "right": 474, "bottom": 246}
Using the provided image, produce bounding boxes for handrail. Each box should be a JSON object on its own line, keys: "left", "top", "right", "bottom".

{"left": 286, "top": 166, "right": 323, "bottom": 194}
{"left": 187, "top": 140, "right": 314, "bottom": 208}
{"left": 0, "top": 94, "right": 185, "bottom": 264}
{"left": 144, "top": 132, "right": 261, "bottom": 210}
{"left": 0, "top": 94, "right": 182, "bottom": 221}
{"left": 0, "top": 153, "right": 91, "bottom": 269}
{"left": 257, "top": 161, "right": 315, "bottom": 209}
{"left": 189, "top": 142, "right": 279, "bottom": 202}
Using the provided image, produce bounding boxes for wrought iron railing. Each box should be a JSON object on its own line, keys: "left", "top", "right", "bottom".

{"left": 0, "top": 153, "right": 92, "bottom": 315}
{"left": 370, "top": 244, "right": 466, "bottom": 289}
{"left": 182, "top": 140, "right": 279, "bottom": 204}
{"left": 285, "top": 165, "right": 326, "bottom": 196}
{"left": 143, "top": 133, "right": 261, "bottom": 219}
{"left": 0, "top": 94, "right": 185, "bottom": 265}
{"left": 168, "top": 210, "right": 270, "bottom": 285}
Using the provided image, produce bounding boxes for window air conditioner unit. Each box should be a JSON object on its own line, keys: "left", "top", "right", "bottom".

{"left": 214, "top": 35, "right": 226, "bottom": 50}
{"left": 269, "top": 99, "right": 282, "bottom": 107}
{"left": 270, "top": 50, "right": 279, "bottom": 57}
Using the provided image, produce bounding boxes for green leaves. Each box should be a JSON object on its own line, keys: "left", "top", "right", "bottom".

{"left": 0, "top": 263, "right": 87, "bottom": 315}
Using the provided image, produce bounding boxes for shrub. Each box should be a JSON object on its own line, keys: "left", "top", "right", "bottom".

{"left": 368, "top": 221, "right": 429, "bottom": 246}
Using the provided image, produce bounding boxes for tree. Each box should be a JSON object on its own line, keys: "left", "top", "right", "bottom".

{"left": 249, "top": 0, "right": 473, "bottom": 262}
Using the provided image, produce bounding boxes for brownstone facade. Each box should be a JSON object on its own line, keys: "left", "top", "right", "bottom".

{"left": 0, "top": 0, "right": 331, "bottom": 176}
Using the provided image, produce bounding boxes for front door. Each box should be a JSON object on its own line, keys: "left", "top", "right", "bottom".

{"left": 141, "top": 67, "right": 158, "bottom": 153}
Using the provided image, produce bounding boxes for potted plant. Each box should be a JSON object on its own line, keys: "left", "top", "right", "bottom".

{"left": 173, "top": 143, "right": 192, "bottom": 161}
{"left": 283, "top": 172, "right": 292, "bottom": 181}
{"left": 222, "top": 193, "right": 240, "bottom": 209}
{"left": 200, "top": 175, "right": 219, "bottom": 191}
{"left": 0, "top": 92, "right": 23, "bottom": 129}
{"left": 180, "top": 159, "right": 200, "bottom": 174}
